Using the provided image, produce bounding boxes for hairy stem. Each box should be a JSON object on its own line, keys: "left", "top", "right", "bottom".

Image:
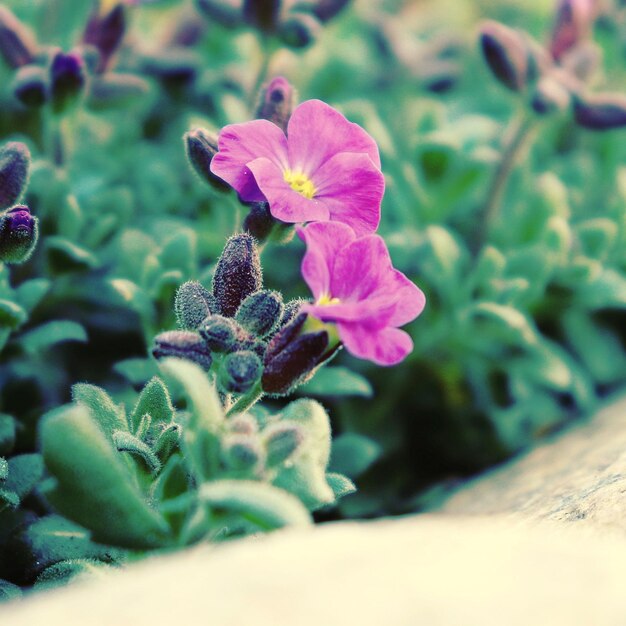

{"left": 226, "top": 382, "right": 264, "bottom": 417}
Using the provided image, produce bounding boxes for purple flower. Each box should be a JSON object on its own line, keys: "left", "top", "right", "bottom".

{"left": 297, "top": 222, "right": 425, "bottom": 366}
{"left": 210, "top": 99, "right": 384, "bottom": 236}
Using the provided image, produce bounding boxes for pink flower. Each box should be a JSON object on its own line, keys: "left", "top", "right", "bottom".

{"left": 297, "top": 221, "right": 425, "bottom": 366}
{"left": 210, "top": 99, "right": 385, "bottom": 236}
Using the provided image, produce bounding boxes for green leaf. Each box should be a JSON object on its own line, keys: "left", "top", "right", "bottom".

{"left": 14, "top": 278, "right": 51, "bottom": 312}
{"left": 21, "top": 320, "right": 88, "bottom": 354}
{"left": 329, "top": 433, "right": 382, "bottom": 478}
{"left": 112, "top": 431, "right": 162, "bottom": 474}
{"left": 130, "top": 377, "right": 175, "bottom": 433}
{"left": 0, "top": 299, "right": 27, "bottom": 329}
{"left": 466, "top": 302, "right": 538, "bottom": 346}
{"left": 4, "top": 454, "right": 44, "bottom": 500}
{"left": 0, "top": 579, "right": 22, "bottom": 601}
{"left": 325, "top": 472, "right": 357, "bottom": 501}
{"left": 107, "top": 279, "right": 154, "bottom": 321}
{"left": 72, "top": 384, "right": 127, "bottom": 439}
{"left": 300, "top": 367, "right": 373, "bottom": 398}
{"left": 41, "top": 404, "right": 170, "bottom": 549}
{"left": 46, "top": 236, "right": 99, "bottom": 273}
{"left": 0, "top": 457, "right": 7, "bottom": 481}
{"left": 159, "top": 230, "right": 197, "bottom": 276}
{"left": 575, "top": 218, "right": 618, "bottom": 260}
{"left": 113, "top": 358, "right": 158, "bottom": 386}
{"left": 199, "top": 480, "right": 312, "bottom": 530}
{"left": 0, "top": 414, "right": 16, "bottom": 456}
{"left": 577, "top": 269, "right": 626, "bottom": 309}
{"left": 35, "top": 559, "right": 114, "bottom": 590}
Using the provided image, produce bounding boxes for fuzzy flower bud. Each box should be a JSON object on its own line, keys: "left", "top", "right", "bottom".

{"left": 255, "top": 77, "right": 296, "bottom": 133}
{"left": 82, "top": 3, "right": 126, "bottom": 72}
{"left": 0, "top": 206, "right": 39, "bottom": 265}
{"left": 212, "top": 233, "right": 262, "bottom": 317}
{"left": 152, "top": 330, "right": 213, "bottom": 369}
{"left": 0, "top": 142, "right": 30, "bottom": 211}
{"left": 175, "top": 280, "right": 217, "bottom": 330}
{"left": 12, "top": 65, "right": 48, "bottom": 108}
{"left": 199, "top": 315, "right": 246, "bottom": 352}
{"left": 235, "top": 289, "right": 284, "bottom": 338}
{"left": 0, "top": 6, "right": 37, "bottom": 69}
{"left": 196, "top": 0, "right": 242, "bottom": 29}
{"left": 243, "top": 0, "right": 280, "bottom": 33}
{"left": 479, "top": 21, "right": 529, "bottom": 92}
{"left": 573, "top": 93, "right": 626, "bottom": 130}
{"left": 279, "top": 11, "right": 321, "bottom": 49}
{"left": 50, "top": 51, "right": 87, "bottom": 114}
{"left": 218, "top": 350, "right": 263, "bottom": 394}
{"left": 222, "top": 434, "right": 263, "bottom": 472}
{"left": 185, "top": 128, "right": 230, "bottom": 192}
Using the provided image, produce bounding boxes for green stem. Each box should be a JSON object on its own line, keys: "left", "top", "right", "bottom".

{"left": 476, "top": 112, "right": 537, "bottom": 250}
{"left": 226, "top": 382, "right": 264, "bottom": 417}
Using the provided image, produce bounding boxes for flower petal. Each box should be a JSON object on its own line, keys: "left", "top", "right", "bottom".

{"left": 337, "top": 323, "right": 414, "bottom": 366}
{"left": 210, "top": 120, "right": 288, "bottom": 201}
{"left": 247, "top": 158, "right": 329, "bottom": 224}
{"left": 297, "top": 221, "right": 356, "bottom": 300}
{"left": 287, "top": 100, "right": 381, "bottom": 175}
{"left": 312, "top": 152, "right": 384, "bottom": 236}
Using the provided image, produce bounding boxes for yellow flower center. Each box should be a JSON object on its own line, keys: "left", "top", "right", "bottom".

{"left": 284, "top": 169, "right": 316, "bottom": 199}
{"left": 317, "top": 293, "right": 341, "bottom": 306}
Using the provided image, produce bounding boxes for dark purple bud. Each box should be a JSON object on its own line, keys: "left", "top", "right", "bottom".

{"left": 255, "top": 76, "right": 296, "bottom": 132}
{"left": 573, "top": 93, "right": 626, "bottom": 131}
{"left": 243, "top": 202, "right": 275, "bottom": 241}
{"left": 12, "top": 65, "right": 48, "bottom": 108}
{"left": 235, "top": 289, "right": 284, "bottom": 338}
{"left": 278, "top": 11, "right": 321, "bottom": 49}
{"left": 175, "top": 280, "right": 217, "bottom": 330}
{"left": 550, "top": 0, "right": 595, "bottom": 62}
{"left": 262, "top": 313, "right": 333, "bottom": 396}
{"left": 279, "top": 298, "right": 306, "bottom": 329}
{"left": 212, "top": 233, "right": 262, "bottom": 317}
{"left": 196, "top": 0, "right": 243, "bottom": 29}
{"left": 200, "top": 315, "right": 248, "bottom": 352}
{"left": 0, "top": 142, "right": 30, "bottom": 211}
{"left": 0, "top": 6, "right": 37, "bottom": 69}
{"left": 152, "top": 330, "right": 213, "bottom": 370}
{"left": 141, "top": 48, "right": 199, "bottom": 86}
{"left": 82, "top": 4, "right": 126, "bottom": 72}
{"left": 307, "top": 0, "right": 351, "bottom": 22}
{"left": 50, "top": 51, "right": 87, "bottom": 114}
{"left": 185, "top": 128, "right": 230, "bottom": 192}
{"left": 479, "top": 20, "right": 530, "bottom": 92}
{"left": 0, "top": 206, "right": 39, "bottom": 265}
{"left": 218, "top": 350, "right": 263, "bottom": 394}
{"left": 243, "top": 0, "right": 281, "bottom": 33}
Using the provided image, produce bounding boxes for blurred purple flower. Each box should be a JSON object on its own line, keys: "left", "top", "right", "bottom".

{"left": 210, "top": 99, "right": 384, "bottom": 236}
{"left": 297, "top": 221, "right": 425, "bottom": 366}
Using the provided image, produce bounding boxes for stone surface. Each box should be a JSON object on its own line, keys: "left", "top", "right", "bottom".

{"left": 1, "top": 515, "right": 626, "bottom": 626}
{"left": 438, "top": 393, "right": 626, "bottom": 535}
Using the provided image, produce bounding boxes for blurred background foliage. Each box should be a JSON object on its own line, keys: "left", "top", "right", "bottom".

{"left": 0, "top": 0, "right": 625, "bottom": 572}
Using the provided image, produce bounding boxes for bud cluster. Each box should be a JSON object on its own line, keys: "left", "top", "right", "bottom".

{"left": 0, "top": 142, "right": 38, "bottom": 265}
{"left": 196, "top": 0, "right": 351, "bottom": 49}
{"left": 152, "top": 233, "right": 335, "bottom": 398}
{"left": 479, "top": 2, "right": 626, "bottom": 130}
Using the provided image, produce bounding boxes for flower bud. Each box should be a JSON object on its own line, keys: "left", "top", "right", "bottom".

{"left": 255, "top": 76, "right": 296, "bottom": 133}
{"left": 242, "top": 202, "right": 275, "bottom": 241}
{"left": 573, "top": 93, "right": 626, "bottom": 130}
{"left": 530, "top": 75, "right": 571, "bottom": 115}
{"left": 0, "top": 206, "right": 39, "bottom": 265}
{"left": 88, "top": 72, "right": 150, "bottom": 109}
{"left": 279, "top": 11, "right": 321, "bottom": 49}
{"left": 212, "top": 233, "right": 262, "bottom": 317}
{"left": 228, "top": 413, "right": 258, "bottom": 435}
{"left": 550, "top": 0, "right": 595, "bottom": 62}
{"left": 184, "top": 128, "right": 230, "bottom": 192}
{"left": 0, "top": 6, "right": 37, "bottom": 69}
{"left": 152, "top": 330, "right": 213, "bottom": 369}
{"left": 222, "top": 434, "right": 263, "bottom": 472}
{"left": 50, "top": 51, "right": 87, "bottom": 114}
{"left": 264, "top": 422, "right": 303, "bottom": 466}
{"left": 82, "top": 3, "right": 126, "bottom": 72}
{"left": 218, "top": 350, "right": 263, "bottom": 394}
{"left": 479, "top": 21, "right": 529, "bottom": 92}
{"left": 196, "top": 0, "right": 243, "bottom": 29}
{"left": 141, "top": 49, "right": 199, "bottom": 87}
{"left": 243, "top": 0, "right": 281, "bottom": 33}
{"left": 0, "top": 142, "right": 31, "bottom": 211}
{"left": 12, "top": 65, "right": 48, "bottom": 108}
{"left": 175, "top": 280, "right": 217, "bottom": 330}
{"left": 279, "top": 298, "right": 306, "bottom": 328}
{"left": 302, "top": 0, "right": 350, "bottom": 23}
{"left": 235, "top": 289, "right": 284, "bottom": 338}
{"left": 200, "top": 314, "right": 246, "bottom": 352}
{"left": 262, "top": 313, "right": 331, "bottom": 395}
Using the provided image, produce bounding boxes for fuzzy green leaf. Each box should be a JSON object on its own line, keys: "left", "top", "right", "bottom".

{"left": 0, "top": 299, "right": 27, "bottom": 329}
{"left": 72, "top": 384, "right": 127, "bottom": 439}
{"left": 112, "top": 430, "right": 162, "bottom": 474}
{"left": 300, "top": 366, "right": 373, "bottom": 398}
{"left": 329, "top": 433, "right": 382, "bottom": 478}
{"left": 130, "top": 376, "right": 175, "bottom": 433}
{"left": 21, "top": 320, "right": 88, "bottom": 354}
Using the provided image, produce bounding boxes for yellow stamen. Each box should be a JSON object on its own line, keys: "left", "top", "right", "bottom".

{"left": 317, "top": 293, "right": 341, "bottom": 306}
{"left": 283, "top": 169, "right": 316, "bottom": 199}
